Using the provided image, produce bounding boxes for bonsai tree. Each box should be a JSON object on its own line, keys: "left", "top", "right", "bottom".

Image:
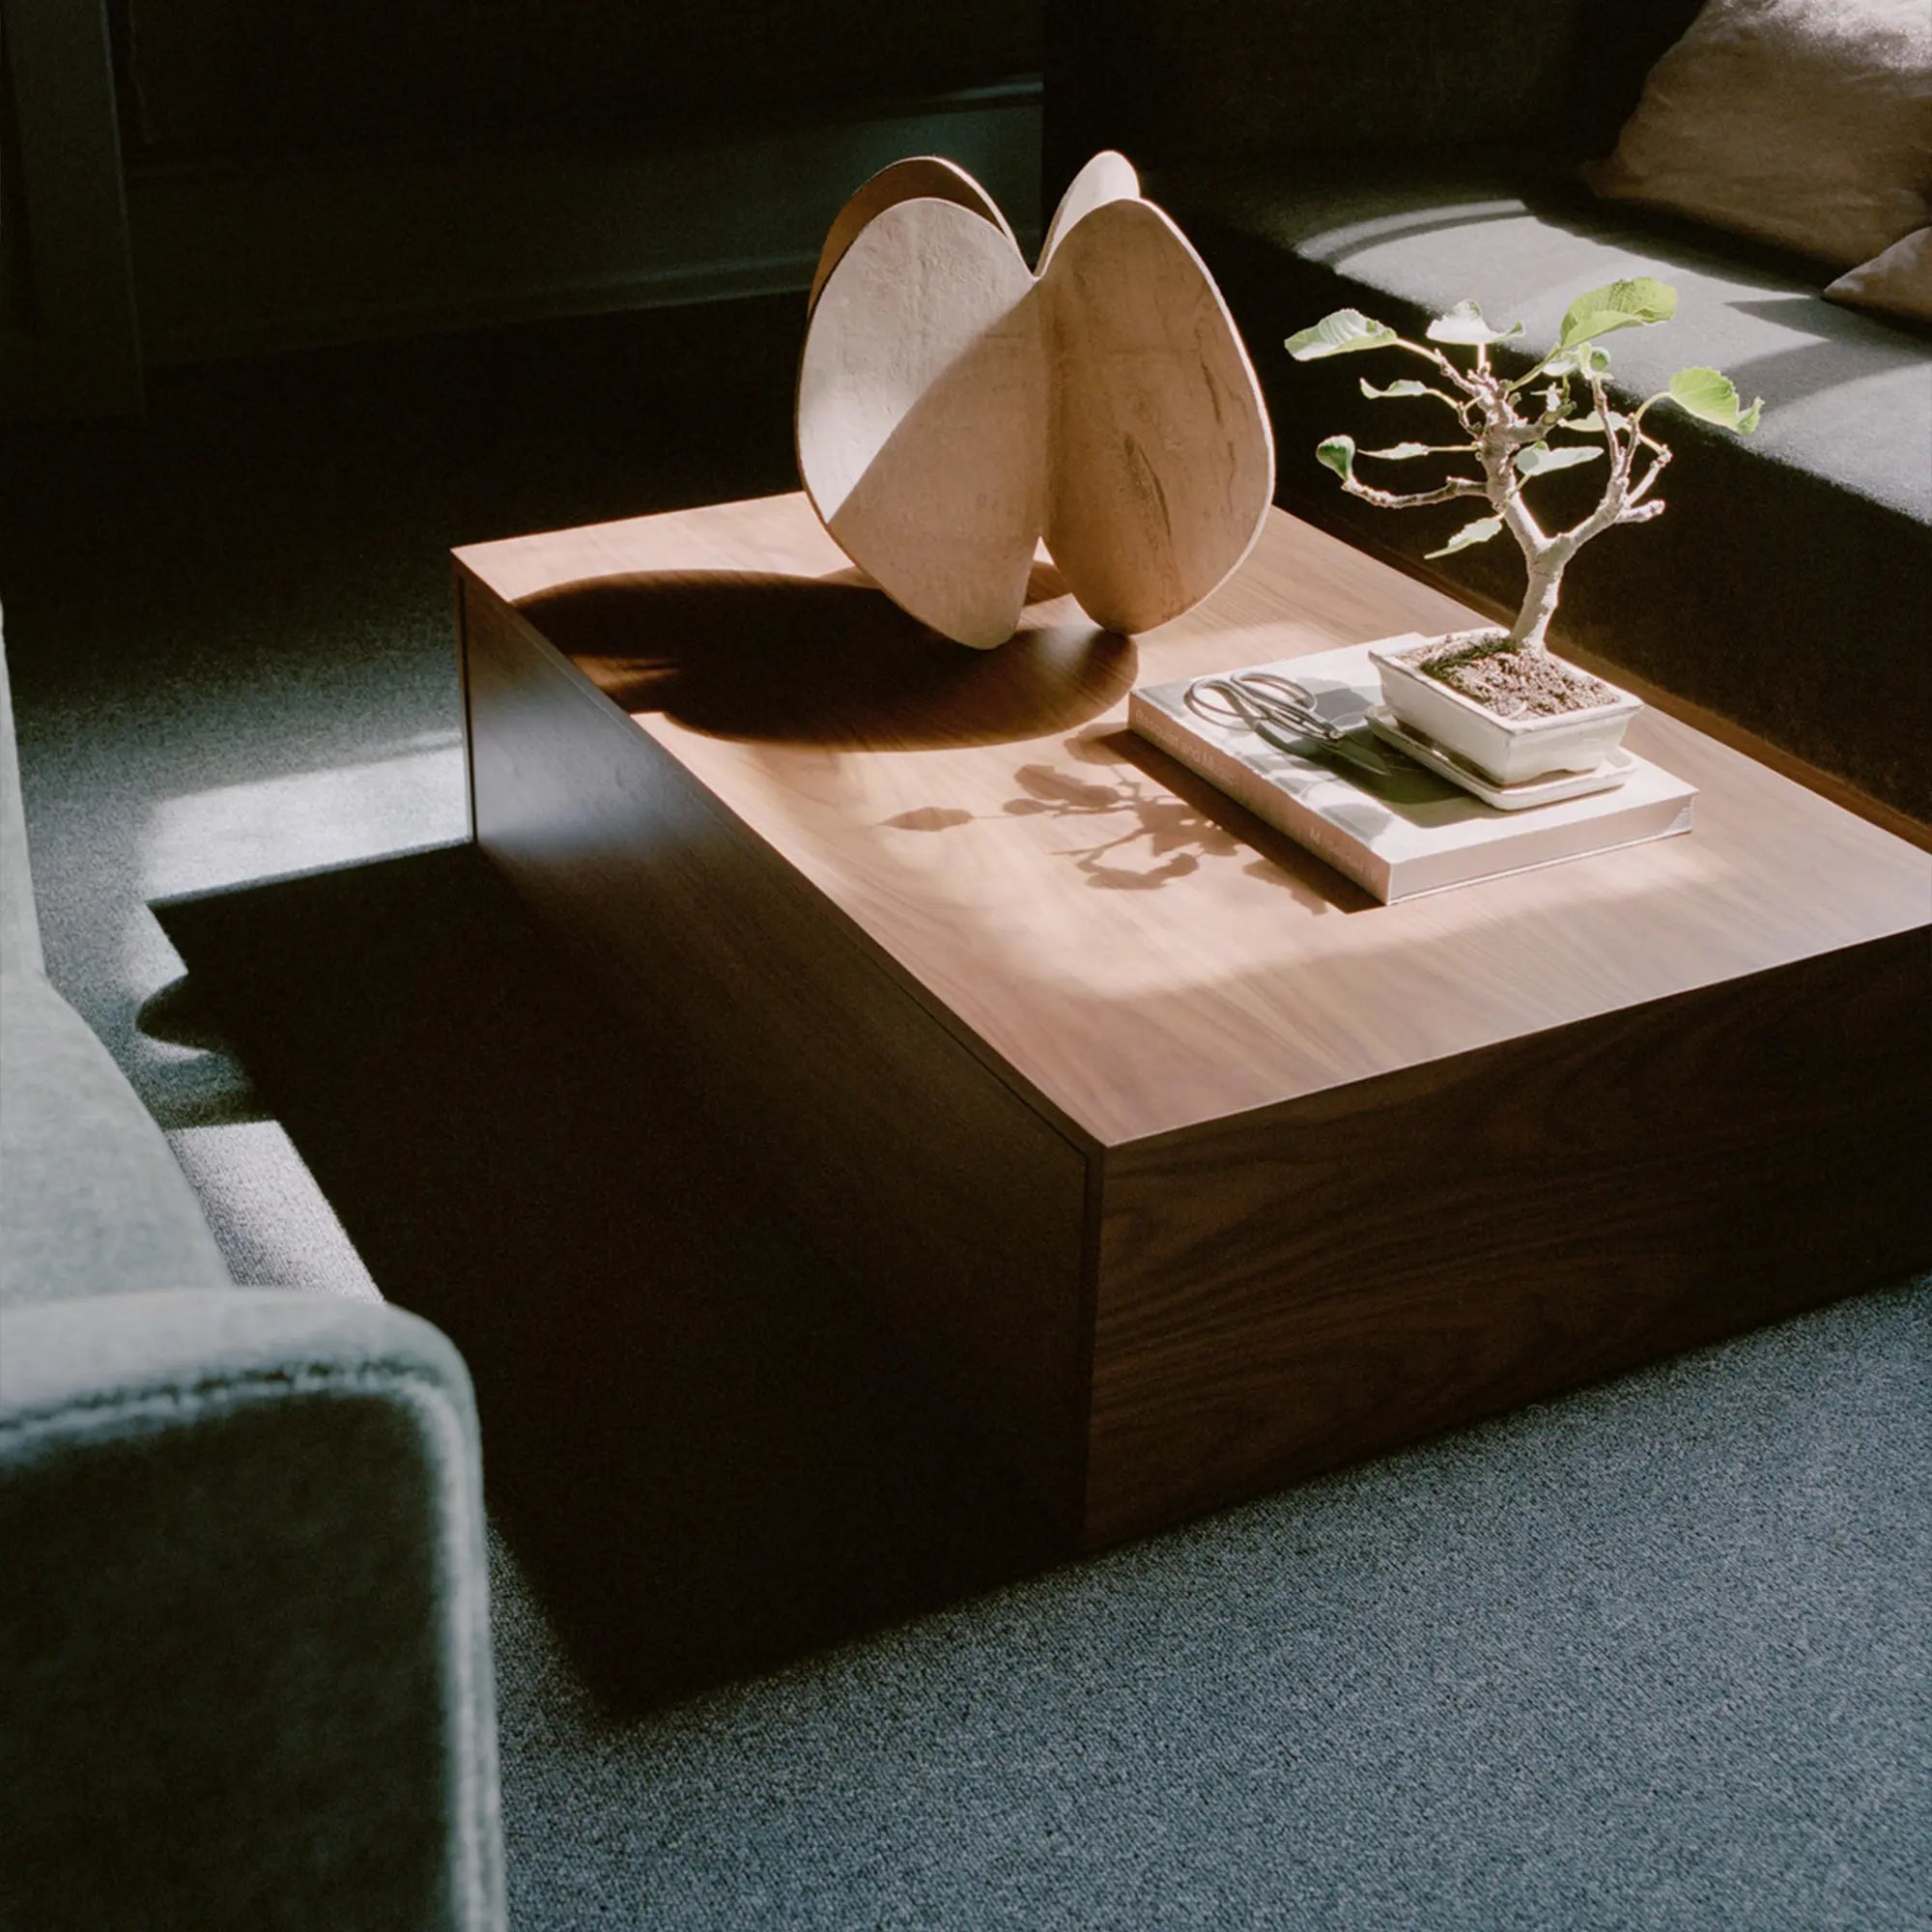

{"left": 1285, "top": 279, "right": 1763, "bottom": 668}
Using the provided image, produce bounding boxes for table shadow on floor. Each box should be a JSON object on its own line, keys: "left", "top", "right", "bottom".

{"left": 155, "top": 844, "right": 1060, "bottom": 1714}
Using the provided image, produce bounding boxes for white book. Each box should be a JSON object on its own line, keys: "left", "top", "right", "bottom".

{"left": 1128, "top": 643, "right": 1696, "bottom": 904}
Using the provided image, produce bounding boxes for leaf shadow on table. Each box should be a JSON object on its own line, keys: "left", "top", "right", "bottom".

{"left": 154, "top": 845, "right": 1061, "bottom": 1715}
{"left": 516, "top": 564, "right": 1134, "bottom": 750}
{"left": 1084, "top": 730, "right": 1379, "bottom": 912}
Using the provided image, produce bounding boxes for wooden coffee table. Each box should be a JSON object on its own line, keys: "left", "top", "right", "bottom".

{"left": 455, "top": 494, "right": 1929, "bottom": 1548}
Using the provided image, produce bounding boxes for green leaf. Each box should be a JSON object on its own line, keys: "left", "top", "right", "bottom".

{"left": 1360, "top": 377, "right": 1430, "bottom": 399}
{"left": 1360, "top": 442, "right": 1436, "bottom": 461}
{"left": 1426, "top": 299, "right": 1524, "bottom": 347}
{"left": 1286, "top": 310, "right": 1398, "bottom": 359}
{"left": 1516, "top": 442, "right": 1603, "bottom": 476}
{"left": 1424, "top": 515, "right": 1504, "bottom": 559}
{"left": 1317, "top": 435, "right": 1356, "bottom": 481}
{"left": 1558, "top": 276, "right": 1677, "bottom": 349}
{"left": 1557, "top": 409, "right": 1628, "bottom": 434}
{"left": 1542, "top": 344, "right": 1613, "bottom": 379}
{"left": 1663, "top": 366, "right": 1764, "bottom": 434}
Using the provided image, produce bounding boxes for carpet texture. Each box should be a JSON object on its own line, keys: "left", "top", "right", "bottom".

{"left": 2, "top": 299, "right": 1926, "bottom": 1930}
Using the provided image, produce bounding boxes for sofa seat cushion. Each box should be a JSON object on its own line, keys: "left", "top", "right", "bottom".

{"left": 1, "top": 973, "right": 230, "bottom": 1306}
{"left": 1152, "top": 156, "right": 1932, "bottom": 815}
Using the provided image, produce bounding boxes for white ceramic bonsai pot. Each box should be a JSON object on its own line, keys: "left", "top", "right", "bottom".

{"left": 1368, "top": 634, "right": 1643, "bottom": 785}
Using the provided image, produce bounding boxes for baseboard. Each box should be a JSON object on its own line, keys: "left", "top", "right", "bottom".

{"left": 128, "top": 79, "right": 1043, "bottom": 365}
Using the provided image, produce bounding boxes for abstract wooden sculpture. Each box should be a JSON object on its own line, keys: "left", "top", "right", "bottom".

{"left": 796, "top": 153, "right": 1275, "bottom": 648}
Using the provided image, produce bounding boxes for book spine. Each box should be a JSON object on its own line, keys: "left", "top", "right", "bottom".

{"left": 1389, "top": 796, "right": 1695, "bottom": 899}
{"left": 1127, "top": 694, "right": 1391, "bottom": 901}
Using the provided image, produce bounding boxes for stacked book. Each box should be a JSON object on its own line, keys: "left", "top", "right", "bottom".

{"left": 1128, "top": 643, "right": 1695, "bottom": 904}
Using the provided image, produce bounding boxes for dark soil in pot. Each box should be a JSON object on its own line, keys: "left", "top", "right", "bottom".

{"left": 1395, "top": 630, "right": 1621, "bottom": 720}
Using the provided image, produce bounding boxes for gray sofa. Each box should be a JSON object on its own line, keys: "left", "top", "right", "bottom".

{"left": 1047, "top": 0, "right": 1932, "bottom": 820}
{"left": 0, "top": 632, "right": 505, "bottom": 1930}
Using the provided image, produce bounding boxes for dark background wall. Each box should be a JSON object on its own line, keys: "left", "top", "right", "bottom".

{"left": 115, "top": 0, "right": 1041, "bottom": 157}
{"left": 4, "top": 0, "right": 1043, "bottom": 413}
{"left": 1042, "top": 0, "right": 1701, "bottom": 194}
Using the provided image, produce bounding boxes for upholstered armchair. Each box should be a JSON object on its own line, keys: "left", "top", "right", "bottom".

{"left": 0, "top": 630, "right": 505, "bottom": 1931}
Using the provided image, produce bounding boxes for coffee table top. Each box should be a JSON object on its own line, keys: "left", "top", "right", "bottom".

{"left": 457, "top": 493, "right": 1930, "bottom": 1150}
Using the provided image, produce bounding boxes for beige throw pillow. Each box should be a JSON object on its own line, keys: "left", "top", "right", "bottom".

{"left": 1584, "top": 0, "right": 1932, "bottom": 271}
{"left": 1826, "top": 227, "right": 1932, "bottom": 323}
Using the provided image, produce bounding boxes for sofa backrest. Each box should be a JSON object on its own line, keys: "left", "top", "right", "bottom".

{"left": 1046, "top": 0, "right": 1704, "bottom": 187}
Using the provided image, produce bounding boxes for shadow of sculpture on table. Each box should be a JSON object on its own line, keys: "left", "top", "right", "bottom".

{"left": 516, "top": 563, "right": 1134, "bottom": 751}
{"left": 154, "top": 845, "right": 1062, "bottom": 1716}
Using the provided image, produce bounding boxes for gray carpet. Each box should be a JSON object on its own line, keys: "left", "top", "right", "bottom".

{"left": 495, "top": 1293, "right": 1931, "bottom": 1929}
{"left": 3, "top": 303, "right": 1927, "bottom": 1929}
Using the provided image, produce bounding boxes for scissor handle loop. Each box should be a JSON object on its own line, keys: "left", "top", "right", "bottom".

{"left": 1183, "top": 672, "right": 1347, "bottom": 745}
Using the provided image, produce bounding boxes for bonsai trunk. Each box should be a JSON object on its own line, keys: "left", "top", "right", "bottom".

{"left": 1508, "top": 554, "right": 1565, "bottom": 653}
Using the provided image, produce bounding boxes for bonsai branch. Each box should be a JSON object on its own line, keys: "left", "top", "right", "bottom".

{"left": 1622, "top": 440, "right": 1672, "bottom": 510}
{"left": 1338, "top": 474, "right": 1488, "bottom": 510}
{"left": 1288, "top": 281, "right": 1762, "bottom": 662}
{"left": 1395, "top": 339, "right": 1477, "bottom": 388}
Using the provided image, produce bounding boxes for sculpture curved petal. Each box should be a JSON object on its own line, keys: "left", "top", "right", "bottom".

{"left": 1037, "top": 150, "right": 1141, "bottom": 272}
{"left": 1041, "top": 197, "right": 1275, "bottom": 635}
{"left": 808, "top": 156, "right": 1016, "bottom": 314}
{"left": 796, "top": 156, "right": 1276, "bottom": 648}
{"left": 797, "top": 197, "right": 1045, "bottom": 649}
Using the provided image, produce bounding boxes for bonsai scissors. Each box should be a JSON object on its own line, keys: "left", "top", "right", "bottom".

{"left": 1184, "top": 671, "right": 1393, "bottom": 776}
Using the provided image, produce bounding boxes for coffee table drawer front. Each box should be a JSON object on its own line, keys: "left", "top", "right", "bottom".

{"left": 462, "top": 577, "right": 1096, "bottom": 1532}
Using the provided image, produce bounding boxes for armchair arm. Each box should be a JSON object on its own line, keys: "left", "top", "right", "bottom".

{"left": 0, "top": 1289, "right": 505, "bottom": 1932}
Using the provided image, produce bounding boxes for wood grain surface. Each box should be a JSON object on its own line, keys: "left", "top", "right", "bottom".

{"left": 1085, "top": 928, "right": 1932, "bottom": 1545}
{"left": 458, "top": 495, "right": 1932, "bottom": 1152}
{"left": 460, "top": 577, "right": 1095, "bottom": 1530}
